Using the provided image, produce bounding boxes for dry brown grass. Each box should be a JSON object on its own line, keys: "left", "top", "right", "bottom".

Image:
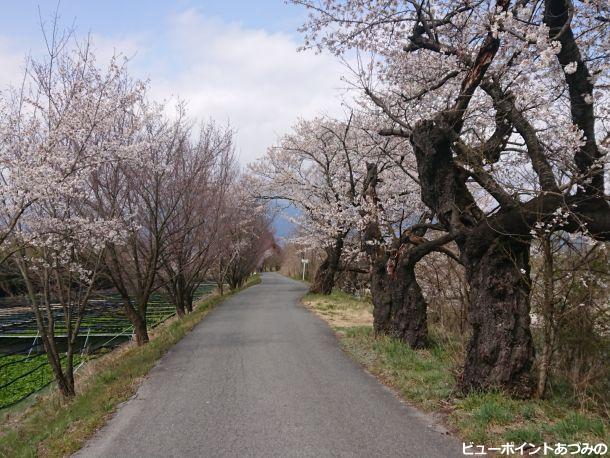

{"left": 303, "top": 290, "right": 373, "bottom": 329}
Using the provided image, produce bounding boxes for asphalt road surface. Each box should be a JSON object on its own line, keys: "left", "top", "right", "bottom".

{"left": 77, "top": 273, "right": 462, "bottom": 458}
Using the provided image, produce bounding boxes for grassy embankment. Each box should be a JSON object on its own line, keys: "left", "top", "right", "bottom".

{"left": 303, "top": 290, "right": 609, "bottom": 451}
{"left": 0, "top": 274, "right": 260, "bottom": 458}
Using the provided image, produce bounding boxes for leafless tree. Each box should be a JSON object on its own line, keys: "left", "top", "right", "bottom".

{"left": 157, "top": 123, "right": 236, "bottom": 316}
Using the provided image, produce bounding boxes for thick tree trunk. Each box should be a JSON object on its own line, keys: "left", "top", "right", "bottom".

{"left": 184, "top": 291, "right": 194, "bottom": 313}
{"left": 410, "top": 118, "right": 537, "bottom": 395}
{"left": 391, "top": 267, "right": 428, "bottom": 348}
{"left": 460, "top": 234, "right": 535, "bottom": 397}
{"left": 363, "top": 163, "right": 428, "bottom": 348}
{"left": 371, "top": 256, "right": 428, "bottom": 348}
{"left": 133, "top": 316, "right": 150, "bottom": 345}
{"left": 175, "top": 300, "right": 186, "bottom": 318}
{"left": 310, "top": 235, "right": 344, "bottom": 295}
{"left": 311, "top": 256, "right": 331, "bottom": 293}
{"left": 369, "top": 252, "right": 393, "bottom": 333}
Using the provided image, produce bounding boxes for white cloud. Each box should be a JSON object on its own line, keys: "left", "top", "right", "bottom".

{"left": 0, "top": 32, "right": 146, "bottom": 93}
{"left": 146, "top": 9, "right": 350, "bottom": 164}
{"left": 0, "top": 9, "right": 351, "bottom": 166}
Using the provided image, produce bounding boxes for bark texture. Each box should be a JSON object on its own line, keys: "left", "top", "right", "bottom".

{"left": 123, "top": 301, "right": 150, "bottom": 345}
{"left": 461, "top": 233, "right": 535, "bottom": 396}
{"left": 369, "top": 253, "right": 428, "bottom": 348}
{"left": 310, "top": 235, "right": 344, "bottom": 295}
{"left": 362, "top": 163, "right": 432, "bottom": 349}
{"left": 411, "top": 119, "right": 537, "bottom": 396}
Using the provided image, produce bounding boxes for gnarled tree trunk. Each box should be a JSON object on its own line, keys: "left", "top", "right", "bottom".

{"left": 311, "top": 235, "right": 344, "bottom": 295}
{"left": 389, "top": 265, "right": 428, "bottom": 348}
{"left": 460, "top": 233, "right": 535, "bottom": 397}
{"left": 363, "top": 163, "right": 429, "bottom": 348}
{"left": 370, "top": 253, "right": 428, "bottom": 348}
{"left": 410, "top": 117, "right": 537, "bottom": 396}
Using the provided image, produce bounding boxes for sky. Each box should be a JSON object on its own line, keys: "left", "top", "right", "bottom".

{"left": 0, "top": 1, "right": 353, "bottom": 238}
{"left": 0, "top": 0, "right": 351, "bottom": 165}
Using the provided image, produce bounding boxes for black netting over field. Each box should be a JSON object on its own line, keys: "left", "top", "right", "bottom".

{"left": 0, "top": 283, "right": 214, "bottom": 409}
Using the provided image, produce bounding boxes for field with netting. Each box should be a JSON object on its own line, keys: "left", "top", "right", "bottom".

{"left": 0, "top": 283, "right": 214, "bottom": 409}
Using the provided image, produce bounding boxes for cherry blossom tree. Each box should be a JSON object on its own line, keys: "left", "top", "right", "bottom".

{"left": 0, "top": 13, "right": 278, "bottom": 400}
{"left": 0, "top": 29, "right": 145, "bottom": 396}
{"left": 251, "top": 114, "right": 372, "bottom": 294}
{"left": 88, "top": 103, "right": 186, "bottom": 345}
{"left": 211, "top": 179, "right": 274, "bottom": 292}
{"left": 293, "top": 0, "right": 610, "bottom": 396}
{"left": 256, "top": 111, "right": 461, "bottom": 346}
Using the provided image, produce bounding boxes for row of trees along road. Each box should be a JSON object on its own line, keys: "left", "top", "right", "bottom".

{"left": 0, "top": 27, "right": 273, "bottom": 397}
{"left": 253, "top": 0, "right": 610, "bottom": 399}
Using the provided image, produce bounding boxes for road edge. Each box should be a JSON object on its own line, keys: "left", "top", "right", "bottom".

{"left": 0, "top": 275, "right": 261, "bottom": 458}
{"left": 299, "top": 293, "right": 458, "bottom": 439}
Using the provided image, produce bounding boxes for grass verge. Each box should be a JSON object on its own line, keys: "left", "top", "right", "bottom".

{"left": 0, "top": 274, "right": 261, "bottom": 458}
{"left": 303, "top": 291, "right": 609, "bottom": 452}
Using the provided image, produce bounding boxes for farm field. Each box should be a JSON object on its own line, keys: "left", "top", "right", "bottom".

{"left": 0, "top": 283, "right": 215, "bottom": 409}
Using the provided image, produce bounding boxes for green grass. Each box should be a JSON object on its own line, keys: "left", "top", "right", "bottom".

{"left": 0, "top": 275, "right": 260, "bottom": 457}
{"left": 0, "top": 284, "right": 216, "bottom": 408}
{"left": 340, "top": 326, "right": 454, "bottom": 411}
{"left": 0, "top": 354, "right": 86, "bottom": 409}
{"left": 454, "top": 392, "right": 609, "bottom": 447}
{"left": 1, "top": 283, "right": 215, "bottom": 337}
{"left": 303, "top": 291, "right": 610, "bottom": 450}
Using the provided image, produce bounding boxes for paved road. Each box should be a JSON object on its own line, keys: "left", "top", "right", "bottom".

{"left": 77, "top": 273, "right": 462, "bottom": 457}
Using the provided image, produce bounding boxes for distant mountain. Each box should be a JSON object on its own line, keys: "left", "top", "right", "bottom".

{"left": 269, "top": 200, "right": 299, "bottom": 242}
